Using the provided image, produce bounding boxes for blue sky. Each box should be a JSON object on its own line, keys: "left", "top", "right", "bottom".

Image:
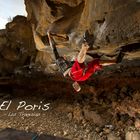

{"left": 0, "top": 0, "right": 27, "bottom": 29}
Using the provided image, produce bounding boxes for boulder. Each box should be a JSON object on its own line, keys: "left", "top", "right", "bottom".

{"left": 25, "top": 0, "right": 140, "bottom": 49}
{"left": 0, "top": 16, "right": 37, "bottom": 75}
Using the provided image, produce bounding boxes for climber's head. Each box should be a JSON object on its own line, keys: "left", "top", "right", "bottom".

{"left": 72, "top": 82, "right": 81, "bottom": 92}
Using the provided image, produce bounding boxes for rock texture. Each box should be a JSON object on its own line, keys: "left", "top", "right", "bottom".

{"left": 25, "top": 0, "right": 140, "bottom": 53}
{"left": 0, "top": 16, "right": 36, "bottom": 75}
{"left": 0, "top": 2, "right": 139, "bottom": 139}
{"left": 0, "top": 1, "right": 139, "bottom": 75}
{"left": 0, "top": 63, "right": 140, "bottom": 139}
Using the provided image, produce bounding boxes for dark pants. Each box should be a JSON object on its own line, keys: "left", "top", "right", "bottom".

{"left": 51, "top": 42, "right": 72, "bottom": 74}
{"left": 51, "top": 43, "right": 60, "bottom": 60}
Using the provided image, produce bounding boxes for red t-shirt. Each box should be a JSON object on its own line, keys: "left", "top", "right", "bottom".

{"left": 70, "top": 59, "right": 102, "bottom": 82}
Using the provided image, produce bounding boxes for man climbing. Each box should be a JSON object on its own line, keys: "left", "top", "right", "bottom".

{"left": 47, "top": 31, "right": 124, "bottom": 92}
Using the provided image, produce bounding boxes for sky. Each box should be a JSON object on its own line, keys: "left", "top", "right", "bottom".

{"left": 0, "top": 0, "right": 27, "bottom": 29}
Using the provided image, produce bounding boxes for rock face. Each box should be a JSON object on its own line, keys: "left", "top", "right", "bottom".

{"left": 23, "top": 0, "right": 140, "bottom": 74}
{"left": 0, "top": 1, "right": 140, "bottom": 75}
{"left": 25, "top": 0, "right": 140, "bottom": 54}
{"left": 0, "top": 16, "right": 36, "bottom": 75}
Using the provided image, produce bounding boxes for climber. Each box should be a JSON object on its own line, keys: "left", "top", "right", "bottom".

{"left": 47, "top": 31, "right": 124, "bottom": 92}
